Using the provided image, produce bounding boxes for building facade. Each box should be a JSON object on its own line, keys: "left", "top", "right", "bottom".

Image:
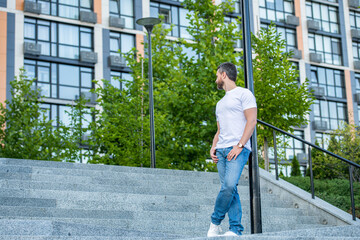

{"left": 0, "top": 0, "right": 359, "bottom": 170}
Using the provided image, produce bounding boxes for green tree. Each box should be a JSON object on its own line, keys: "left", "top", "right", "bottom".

{"left": 252, "top": 25, "right": 315, "bottom": 171}
{"left": 327, "top": 123, "right": 360, "bottom": 181}
{"left": 0, "top": 69, "right": 64, "bottom": 160}
{"left": 87, "top": 0, "right": 315, "bottom": 171}
{"left": 291, "top": 156, "right": 301, "bottom": 177}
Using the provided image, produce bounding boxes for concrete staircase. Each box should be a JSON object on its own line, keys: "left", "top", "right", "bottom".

{"left": 0, "top": 158, "right": 358, "bottom": 239}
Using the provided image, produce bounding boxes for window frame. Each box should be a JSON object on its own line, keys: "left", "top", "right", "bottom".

{"left": 24, "top": 59, "right": 94, "bottom": 101}
{"left": 109, "top": 0, "right": 135, "bottom": 29}
{"left": 259, "top": 0, "right": 295, "bottom": 23}
{"left": 310, "top": 65, "right": 345, "bottom": 99}
{"left": 29, "top": 0, "right": 93, "bottom": 20}
{"left": 24, "top": 17, "right": 94, "bottom": 61}
{"left": 308, "top": 33, "right": 342, "bottom": 65}
{"left": 306, "top": 1, "right": 340, "bottom": 34}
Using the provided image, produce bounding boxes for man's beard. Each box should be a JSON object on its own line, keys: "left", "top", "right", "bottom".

{"left": 217, "top": 79, "right": 224, "bottom": 90}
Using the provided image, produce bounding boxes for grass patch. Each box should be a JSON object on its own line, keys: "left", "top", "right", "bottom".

{"left": 282, "top": 176, "right": 360, "bottom": 219}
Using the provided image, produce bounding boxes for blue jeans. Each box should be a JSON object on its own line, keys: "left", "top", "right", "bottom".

{"left": 211, "top": 146, "right": 250, "bottom": 235}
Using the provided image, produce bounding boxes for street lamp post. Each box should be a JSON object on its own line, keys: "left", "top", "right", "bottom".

{"left": 136, "top": 17, "right": 161, "bottom": 168}
{"left": 241, "top": 0, "right": 262, "bottom": 234}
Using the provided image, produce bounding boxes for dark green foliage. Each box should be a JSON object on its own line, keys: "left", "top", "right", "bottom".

{"left": 283, "top": 176, "right": 360, "bottom": 218}
{"left": 291, "top": 156, "right": 301, "bottom": 176}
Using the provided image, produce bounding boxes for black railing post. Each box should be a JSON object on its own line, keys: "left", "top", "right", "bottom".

{"left": 273, "top": 130, "right": 279, "bottom": 180}
{"left": 349, "top": 166, "right": 356, "bottom": 221}
{"left": 241, "top": 0, "right": 262, "bottom": 234}
{"left": 308, "top": 146, "right": 315, "bottom": 199}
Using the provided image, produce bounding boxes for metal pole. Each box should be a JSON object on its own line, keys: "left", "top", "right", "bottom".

{"left": 273, "top": 130, "right": 279, "bottom": 181}
{"left": 349, "top": 166, "right": 356, "bottom": 221}
{"left": 242, "top": 0, "right": 262, "bottom": 234}
{"left": 308, "top": 146, "right": 315, "bottom": 199}
{"left": 146, "top": 26, "right": 156, "bottom": 168}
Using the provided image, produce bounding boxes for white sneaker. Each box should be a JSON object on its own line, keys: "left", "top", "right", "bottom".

{"left": 207, "top": 222, "right": 222, "bottom": 237}
{"left": 223, "top": 231, "right": 240, "bottom": 237}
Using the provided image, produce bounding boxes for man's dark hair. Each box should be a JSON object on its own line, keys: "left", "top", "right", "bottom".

{"left": 217, "top": 62, "right": 237, "bottom": 82}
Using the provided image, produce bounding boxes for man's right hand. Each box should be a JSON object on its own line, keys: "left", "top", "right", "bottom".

{"left": 210, "top": 147, "right": 219, "bottom": 164}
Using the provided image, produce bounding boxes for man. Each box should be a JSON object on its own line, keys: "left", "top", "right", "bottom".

{"left": 207, "top": 62, "right": 257, "bottom": 237}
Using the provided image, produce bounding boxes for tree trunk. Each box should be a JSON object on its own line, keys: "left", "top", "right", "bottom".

{"left": 263, "top": 136, "right": 270, "bottom": 172}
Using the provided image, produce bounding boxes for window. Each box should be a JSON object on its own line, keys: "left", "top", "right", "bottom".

{"left": 353, "top": 42, "right": 360, "bottom": 61}
{"left": 109, "top": 0, "right": 134, "bottom": 29}
{"left": 225, "top": 16, "right": 242, "bottom": 48}
{"left": 306, "top": 1, "right": 339, "bottom": 34}
{"left": 310, "top": 66, "right": 345, "bottom": 98}
{"left": 110, "top": 32, "right": 135, "bottom": 57}
{"left": 261, "top": 23, "right": 297, "bottom": 52}
{"left": 278, "top": 130, "right": 305, "bottom": 161}
{"left": 28, "top": 0, "right": 93, "bottom": 20}
{"left": 356, "top": 74, "right": 360, "bottom": 126}
{"left": 259, "top": 0, "right": 295, "bottom": 22}
{"left": 350, "top": 11, "right": 360, "bottom": 30}
{"left": 313, "top": 99, "right": 347, "bottom": 130}
{"left": 110, "top": 71, "right": 133, "bottom": 90}
{"left": 356, "top": 73, "right": 360, "bottom": 92}
{"left": 315, "top": 132, "right": 331, "bottom": 149}
{"left": 24, "top": 18, "right": 93, "bottom": 60}
{"left": 150, "top": 2, "right": 191, "bottom": 39}
{"left": 308, "top": 33, "right": 342, "bottom": 65}
{"left": 24, "top": 59, "right": 94, "bottom": 101}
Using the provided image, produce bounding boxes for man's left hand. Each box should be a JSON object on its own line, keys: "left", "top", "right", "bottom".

{"left": 227, "top": 145, "right": 243, "bottom": 161}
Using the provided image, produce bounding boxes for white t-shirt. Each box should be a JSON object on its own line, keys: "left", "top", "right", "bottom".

{"left": 215, "top": 87, "right": 257, "bottom": 151}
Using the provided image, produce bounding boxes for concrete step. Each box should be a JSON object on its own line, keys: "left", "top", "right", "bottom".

{"left": 0, "top": 219, "right": 181, "bottom": 238}
{"left": 0, "top": 216, "right": 328, "bottom": 237}
{"left": 0, "top": 187, "right": 292, "bottom": 208}
{"left": 0, "top": 178, "right": 255, "bottom": 196}
{"left": 0, "top": 159, "right": 227, "bottom": 181}
{"left": 0, "top": 171, "right": 249, "bottom": 187}
{"left": 0, "top": 204, "right": 321, "bottom": 225}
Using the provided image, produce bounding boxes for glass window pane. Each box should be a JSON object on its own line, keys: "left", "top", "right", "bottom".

{"left": 318, "top": 68, "right": 326, "bottom": 84}
{"left": 80, "top": 0, "right": 92, "bottom": 8}
{"left": 59, "top": 86, "right": 79, "bottom": 100}
{"left": 38, "top": 83, "right": 50, "bottom": 97}
{"left": 329, "top": 102, "right": 337, "bottom": 118}
{"left": 59, "top": 0, "right": 78, "bottom": 6}
{"left": 59, "top": 45, "right": 78, "bottom": 59}
{"left": 59, "top": 65, "right": 79, "bottom": 86}
{"left": 24, "top": 65, "right": 36, "bottom": 80}
{"left": 38, "top": 66, "right": 50, "bottom": 82}
{"left": 59, "top": 5, "right": 78, "bottom": 19}
{"left": 121, "top": 0, "right": 133, "bottom": 16}
{"left": 121, "top": 34, "right": 134, "bottom": 53}
{"left": 326, "top": 69, "right": 334, "bottom": 86}
{"left": 81, "top": 72, "right": 92, "bottom": 88}
{"left": 110, "top": 0, "right": 119, "bottom": 14}
{"left": 313, "top": 3, "right": 320, "bottom": 18}
{"left": 150, "top": 6, "right": 159, "bottom": 18}
{"left": 59, "top": 24, "right": 79, "bottom": 45}
{"left": 320, "top": 101, "right": 328, "bottom": 118}
{"left": 323, "top": 37, "right": 331, "bottom": 53}
{"left": 59, "top": 105, "right": 72, "bottom": 126}
{"left": 81, "top": 32, "right": 92, "bottom": 48}
{"left": 179, "top": 8, "right": 190, "bottom": 26}
{"left": 315, "top": 35, "right": 323, "bottom": 51}
{"left": 38, "top": 25, "right": 50, "bottom": 41}
{"left": 110, "top": 38, "right": 119, "bottom": 52}
{"left": 24, "top": 23, "right": 35, "bottom": 39}
{"left": 321, "top": 5, "right": 329, "bottom": 21}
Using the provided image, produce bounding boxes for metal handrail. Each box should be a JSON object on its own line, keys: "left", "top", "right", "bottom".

{"left": 257, "top": 119, "right": 359, "bottom": 221}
